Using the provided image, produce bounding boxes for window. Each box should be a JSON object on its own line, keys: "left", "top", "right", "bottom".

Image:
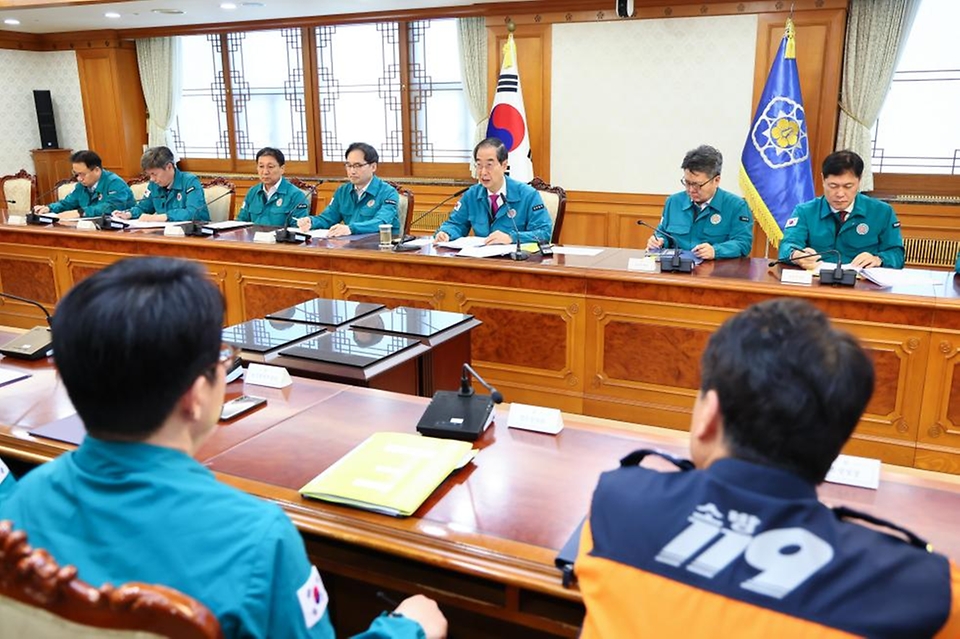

{"left": 173, "top": 19, "right": 473, "bottom": 178}
{"left": 871, "top": 0, "right": 960, "bottom": 182}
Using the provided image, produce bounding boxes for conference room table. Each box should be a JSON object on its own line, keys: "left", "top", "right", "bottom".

{"left": 2, "top": 341, "right": 960, "bottom": 637}
{"left": 3, "top": 214, "right": 960, "bottom": 475}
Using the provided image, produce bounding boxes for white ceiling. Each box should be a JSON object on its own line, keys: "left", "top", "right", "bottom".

{"left": 0, "top": 0, "right": 534, "bottom": 34}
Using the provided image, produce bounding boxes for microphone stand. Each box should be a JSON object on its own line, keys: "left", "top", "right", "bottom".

{"left": 184, "top": 188, "right": 234, "bottom": 237}
{"left": 507, "top": 208, "right": 529, "bottom": 261}
{"left": 393, "top": 185, "right": 470, "bottom": 252}
{"left": 636, "top": 219, "right": 693, "bottom": 273}
{"left": 769, "top": 248, "right": 857, "bottom": 287}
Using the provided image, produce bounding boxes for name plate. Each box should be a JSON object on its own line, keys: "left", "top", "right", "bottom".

{"left": 6, "top": 215, "right": 27, "bottom": 226}
{"left": 507, "top": 402, "right": 564, "bottom": 435}
{"left": 76, "top": 220, "right": 98, "bottom": 231}
{"left": 780, "top": 269, "right": 813, "bottom": 285}
{"left": 253, "top": 231, "right": 278, "bottom": 244}
{"left": 825, "top": 453, "right": 881, "bottom": 490}
{"left": 245, "top": 362, "right": 292, "bottom": 388}
{"left": 628, "top": 256, "right": 658, "bottom": 273}
{"left": 164, "top": 225, "right": 186, "bottom": 237}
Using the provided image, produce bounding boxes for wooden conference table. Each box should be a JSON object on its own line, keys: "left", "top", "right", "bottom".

{"left": 2, "top": 345, "right": 960, "bottom": 637}
{"left": 3, "top": 214, "right": 960, "bottom": 473}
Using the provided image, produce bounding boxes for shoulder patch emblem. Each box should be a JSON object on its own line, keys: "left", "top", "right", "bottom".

{"left": 185, "top": 186, "right": 196, "bottom": 194}
{"left": 176, "top": 192, "right": 182, "bottom": 201}
{"left": 532, "top": 203, "right": 545, "bottom": 211}
{"left": 739, "top": 215, "right": 750, "bottom": 222}
{"left": 107, "top": 190, "right": 117, "bottom": 195}
{"left": 384, "top": 199, "right": 397, "bottom": 205}
{"left": 296, "top": 203, "right": 308, "bottom": 209}
{"left": 367, "top": 200, "right": 375, "bottom": 207}
{"left": 892, "top": 221, "right": 901, "bottom": 228}
{"left": 277, "top": 198, "right": 283, "bottom": 207}
{"left": 453, "top": 201, "right": 462, "bottom": 211}
{"left": 785, "top": 217, "right": 799, "bottom": 228}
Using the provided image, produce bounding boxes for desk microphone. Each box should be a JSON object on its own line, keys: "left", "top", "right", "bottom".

{"left": 768, "top": 248, "right": 856, "bottom": 286}
{"left": 416, "top": 362, "right": 503, "bottom": 441}
{"left": 0, "top": 292, "right": 54, "bottom": 360}
{"left": 98, "top": 188, "right": 154, "bottom": 231}
{"left": 636, "top": 219, "right": 693, "bottom": 273}
{"left": 275, "top": 179, "right": 323, "bottom": 243}
{"left": 27, "top": 181, "right": 76, "bottom": 225}
{"left": 507, "top": 207, "right": 529, "bottom": 261}
{"left": 394, "top": 185, "right": 470, "bottom": 252}
{"left": 184, "top": 188, "right": 234, "bottom": 237}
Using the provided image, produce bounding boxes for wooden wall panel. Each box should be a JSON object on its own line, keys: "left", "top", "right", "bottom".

{"left": 917, "top": 334, "right": 960, "bottom": 474}
{"left": 335, "top": 274, "right": 447, "bottom": 310}
{"left": 233, "top": 269, "right": 330, "bottom": 323}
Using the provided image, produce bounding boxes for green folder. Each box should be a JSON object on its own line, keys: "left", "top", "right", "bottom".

{"left": 299, "top": 432, "right": 476, "bottom": 517}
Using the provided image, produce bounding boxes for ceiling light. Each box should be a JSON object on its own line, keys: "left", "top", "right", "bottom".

{"left": 242, "top": 2, "right": 265, "bottom": 6}
{"left": 151, "top": 8, "right": 185, "bottom": 15}
{"left": 3, "top": 18, "right": 20, "bottom": 25}
{"left": 220, "top": 2, "right": 237, "bottom": 8}
{"left": 105, "top": 12, "right": 121, "bottom": 19}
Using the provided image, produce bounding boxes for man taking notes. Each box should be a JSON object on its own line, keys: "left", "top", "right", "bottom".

{"left": 576, "top": 298, "right": 959, "bottom": 637}
{"left": 644, "top": 145, "right": 753, "bottom": 260}
{"left": 297, "top": 142, "right": 399, "bottom": 237}
{"left": 0, "top": 256, "right": 447, "bottom": 639}
{"left": 779, "top": 150, "right": 904, "bottom": 269}
{"left": 238, "top": 147, "right": 310, "bottom": 227}
{"left": 32, "top": 150, "right": 134, "bottom": 219}
{"left": 114, "top": 146, "right": 210, "bottom": 223}
{"left": 435, "top": 137, "right": 552, "bottom": 245}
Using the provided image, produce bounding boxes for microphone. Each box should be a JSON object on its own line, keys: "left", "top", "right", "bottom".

{"left": 393, "top": 185, "right": 470, "bottom": 252}
{"left": 27, "top": 180, "right": 76, "bottom": 225}
{"left": 94, "top": 191, "right": 128, "bottom": 231}
{"left": 0, "top": 292, "right": 54, "bottom": 360}
{"left": 506, "top": 207, "right": 529, "bottom": 261}
{"left": 769, "top": 248, "right": 856, "bottom": 287}
{"left": 276, "top": 179, "right": 323, "bottom": 243}
{"left": 416, "top": 361, "right": 504, "bottom": 441}
{"left": 184, "top": 188, "right": 234, "bottom": 237}
{"left": 636, "top": 219, "right": 693, "bottom": 273}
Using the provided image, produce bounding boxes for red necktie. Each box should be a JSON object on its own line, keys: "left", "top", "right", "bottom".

{"left": 489, "top": 193, "right": 499, "bottom": 223}
{"left": 838, "top": 210, "right": 848, "bottom": 224}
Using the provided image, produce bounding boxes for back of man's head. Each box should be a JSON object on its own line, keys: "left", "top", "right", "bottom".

{"left": 700, "top": 298, "right": 874, "bottom": 483}
{"left": 51, "top": 257, "right": 223, "bottom": 439}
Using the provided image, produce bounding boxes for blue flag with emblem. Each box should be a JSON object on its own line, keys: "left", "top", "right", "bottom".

{"left": 739, "top": 18, "right": 814, "bottom": 247}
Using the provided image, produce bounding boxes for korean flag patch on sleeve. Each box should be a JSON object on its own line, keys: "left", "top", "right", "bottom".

{"left": 298, "top": 565, "right": 328, "bottom": 629}
{"left": 0, "top": 457, "right": 10, "bottom": 486}
{"left": 785, "top": 217, "right": 799, "bottom": 228}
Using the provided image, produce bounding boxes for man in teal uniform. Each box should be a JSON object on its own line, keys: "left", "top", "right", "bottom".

{"left": 32, "top": 149, "right": 134, "bottom": 219}
{"left": 238, "top": 147, "right": 310, "bottom": 227}
{"left": 297, "top": 142, "right": 399, "bottom": 236}
{"left": 0, "top": 257, "right": 446, "bottom": 639}
{"left": 779, "top": 150, "right": 904, "bottom": 269}
{"left": 0, "top": 456, "right": 14, "bottom": 500}
{"left": 434, "top": 137, "right": 552, "bottom": 245}
{"left": 644, "top": 145, "right": 753, "bottom": 260}
{"left": 114, "top": 146, "right": 210, "bottom": 223}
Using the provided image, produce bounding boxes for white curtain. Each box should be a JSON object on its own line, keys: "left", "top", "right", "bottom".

{"left": 135, "top": 37, "right": 183, "bottom": 156}
{"left": 457, "top": 17, "right": 488, "bottom": 175}
{"left": 836, "top": 0, "right": 921, "bottom": 191}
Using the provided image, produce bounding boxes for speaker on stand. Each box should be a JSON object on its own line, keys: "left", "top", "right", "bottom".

{"left": 616, "top": 0, "right": 635, "bottom": 18}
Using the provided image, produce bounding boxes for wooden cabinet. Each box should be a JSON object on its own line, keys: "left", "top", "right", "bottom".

{"left": 31, "top": 148, "right": 73, "bottom": 203}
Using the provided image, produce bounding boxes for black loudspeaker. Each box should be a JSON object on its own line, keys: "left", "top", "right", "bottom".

{"left": 616, "top": 0, "right": 634, "bottom": 18}
{"left": 33, "top": 89, "right": 60, "bottom": 149}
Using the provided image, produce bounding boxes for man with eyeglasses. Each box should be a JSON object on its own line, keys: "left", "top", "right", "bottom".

{"left": 434, "top": 137, "right": 552, "bottom": 245}
{"left": 237, "top": 147, "right": 310, "bottom": 227}
{"left": 0, "top": 256, "right": 447, "bottom": 639}
{"left": 644, "top": 145, "right": 753, "bottom": 260}
{"left": 113, "top": 146, "right": 210, "bottom": 222}
{"left": 31, "top": 149, "right": 135, "bottom": 220}
{"left": 779, "top": 150, "right": 904, "bottom": 269}
{"left": 297, "top": 142, "right": 399, "bottom": 238}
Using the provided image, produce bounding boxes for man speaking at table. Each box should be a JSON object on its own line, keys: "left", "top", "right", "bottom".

{"left": 0, "top": 256, "right": 446, "bottom": 639}
{"left": 644, "top": 145, "right": 753, "bottom": 261}
{"left": 435, "top": 137, "right": 552, "bottom": 245}
{"left": 576, "top": 298, "right": 959, "bottom": 637}
{"left": 779, "top": 150, "right": 905, "bottom": 269}
{"left": 32, "top": 150, "right": 135, "bottom": 220}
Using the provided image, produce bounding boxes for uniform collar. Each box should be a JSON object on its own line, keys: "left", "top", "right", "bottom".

{"left": 706, "top": 458, "right": 818, "bottom": 500}
{"left": 819, "top": 193, "right": 861, "bottom": 220}
{"left": 167, "top": 168, "right": 187, "bottom": 193}
{"left": 73, "top": 435, "right": 209, "bottom": 478}
{"left": 354, "top": 174, "right": 382, "bottom": 199}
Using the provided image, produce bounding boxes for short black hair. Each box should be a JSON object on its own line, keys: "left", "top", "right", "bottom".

{"left": 681, "top": 145, "right": 723, "bottom": 178}
{"left": 70, "top": 150, "right": 102, "bottom": 170}
{"left": 345, "top": 142, "right": 378, "bottom": 164}
{"left": 256, "top": 147, "right": 285, "bottom": 166}
{"left": 700, "top": 298, "right": 874, "bottom": 484}
{"left": 51, "top": 257, "right": 223, "bottom": 440}
{"left": 822, "top": 150, "right": 864, "bottom": 179}
{"left": 140, "top": 146, "right": 176, "bottom": 171}
{"left": 474, "top": 137, "right": 508, "bottom": 163}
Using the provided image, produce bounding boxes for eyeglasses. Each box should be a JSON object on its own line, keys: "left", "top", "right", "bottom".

{"left": 474, "top": 161, "right": 502, "bottom": 171}
{"left": 680, "top": 175, "right": 717, "bottom": 191}
{"left": 214, "top": 343, "right": 241, "bottom": 373}
{"left": 344, "top": 162, "right": 370, "bottom": 171}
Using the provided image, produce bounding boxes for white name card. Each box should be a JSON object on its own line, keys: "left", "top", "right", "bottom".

{"left": 163, "top": 225, "right": 186, "bottom": 237}
{"left": 76, "top": 220, "right": 98, "bottom": 231}
{"left": 825, "top": 453, "right": 881, "bottom": 490}
{"left": 6, "top": 215, "right": 27, "bottom": 226}
{"left": 507, "top": 402, "right": 564, "bottom": 435}
{"left": 627, "top": 256, "right": 658, "bottom": 273}
{"left": 253, "top": 231, "right": 278, "bottom": 244}
{"left": 780, "top": 269, "right": 813, "bottom": 285}
{"left": 244, "top": 362, "right": 292, "bottom": 388}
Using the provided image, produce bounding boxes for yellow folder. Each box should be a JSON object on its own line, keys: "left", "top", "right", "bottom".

{"left": 299, "top": 432, "right": 476, "bottom": 517}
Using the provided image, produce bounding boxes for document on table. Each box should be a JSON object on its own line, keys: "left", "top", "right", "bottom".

{"left": 0, "top": 367, "right": 30, "bottom": 388}
{"left": 437, "top": 236, "right": 486, "bottom": 250}
{"left": 206, "top": 220, "right": 252, "bottom": 231}
{"left": 287, "top": 227, "right": 329, "bottom": 239}
{"left": 551, "top": 246, "right": 604, "bottom": 257}
{"left": 120, "top": 219, "right": 191, "bottom": 230}
{"left": 457, "top": 244, "right": 515, "bottom": 258}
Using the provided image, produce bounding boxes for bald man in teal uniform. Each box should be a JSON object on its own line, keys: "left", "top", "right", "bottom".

{"left": 0, "top": 257, "right": 447, "bottom": 639}
{"left": 779, "top": 150, "right": 904, "bottom": 269}
{"left": 238, "top": 147, "right": 310, "bottom": 227}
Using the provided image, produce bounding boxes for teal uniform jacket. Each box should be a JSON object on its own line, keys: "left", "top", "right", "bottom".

{"left": 129, "top": 168, "right": 210, "bottom": 222}
{"left": 652, "top": 188, "right": 754, "bottom": 259}
{"left": 779, "top": 193, "right": 905, "bottom": 268}
{"left": 437, "top": 177, "right": 553, "bottom": 244}
{"left": 0, "top": 438, "right": 424, "bottom": 639}
{"left": 48, "top": 170, "right": 135, "bottom": 218}
{"left": 238, "top": 178, "right": 310, "bottom": 227}
{"left": 0, "top": 456, "right": 14, "bottom": 500}
{"left": 308, "top": 175, "right": 399, "bottom": 234}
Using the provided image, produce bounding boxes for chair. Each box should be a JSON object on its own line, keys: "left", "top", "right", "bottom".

{"left": 201, "top": 177, "right": 236, "bottom": 223}
{"left": 287, "top": 177, "right": 318, "bottom": 216}
{"left": 384, "top": 180, "right": 415, "bottom": 235}
{"left": 1, "top": 170, "right": 37, "bottom": 214}
{"left": 529, "top": 177, "right": 566, "bottom": 244}
{"left": 55, "top": 177, "right": 78, "bottom": 202}
{"left": 126, "top": 174, "right": 151, "bottom": 203}
{"left": 0, "top": 520, "right": 222, "bottom": 639}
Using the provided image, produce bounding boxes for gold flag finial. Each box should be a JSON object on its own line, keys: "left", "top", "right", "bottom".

{"left": 502, "top": 33, "right": 516, "bottom": 68}
{"left": 785, "top": 17, "right": 796, "bottom": 60}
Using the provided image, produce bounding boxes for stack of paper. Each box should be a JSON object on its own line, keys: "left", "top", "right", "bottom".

{"left": 299, "top": 432, "right": 475, "bottom": 516}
